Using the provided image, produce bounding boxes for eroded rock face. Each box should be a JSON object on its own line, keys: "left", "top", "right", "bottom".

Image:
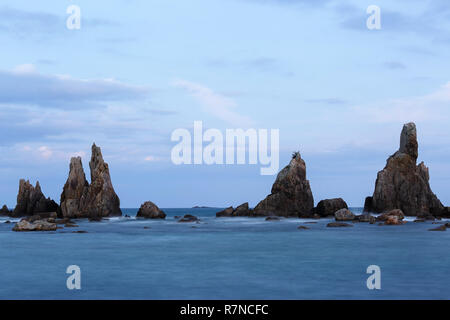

{"left": 12, "top": 180, "right": 59, "bottom": 217}
{"left": 364, "top": 123, "right": 444, "bottom": 216}
{"left": 253, "top": 153, "right": 314, "bottom": 217}
{"left": 314, "top": 198, "right": 348, "bottom": 217}
{"left": 60, "top": 144, "right": 122, "bottom": 218}
{"left": 136, "top": 201, "right": 166, "bottom": 219}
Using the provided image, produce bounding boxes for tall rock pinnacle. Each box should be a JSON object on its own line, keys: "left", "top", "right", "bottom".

{"left": 364, "top": 122, "right": 443, "bottom": 216}
{"left": 12, "top": 179, "right": 59, "bottom": 217}
{"left": 253, "top": 152, "right": 314, "bottom": 217}
{"left": 60, "top": 144, "right": 122, "bottom": 218}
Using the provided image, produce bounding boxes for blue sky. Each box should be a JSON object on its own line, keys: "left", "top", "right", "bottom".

{"left": 0, "top": 0, "right": 449, "bottom": 208}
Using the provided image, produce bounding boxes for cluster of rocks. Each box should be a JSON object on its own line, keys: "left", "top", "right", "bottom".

{"left": 11, "top": 180, "right": 59, "bottom": 218}
{"left": 216, "top": 203, "right": 253, "bottom": 217}
{"left": 12, "top": 212, "right": 82, "bottom": 232}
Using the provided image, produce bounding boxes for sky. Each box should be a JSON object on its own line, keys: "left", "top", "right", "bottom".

{"left": 0, "top": 0, "right": 449, "bottom": 208}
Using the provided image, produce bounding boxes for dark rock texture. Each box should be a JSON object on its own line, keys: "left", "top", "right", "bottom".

{"left": 12, "top": 180, "right": 59, "bottom": 217}
{"left": 314, "top": 198, "right": 348, "bottom": 217}
{"left": 60, "top": 144, "right": 122, "bottom": 218}
{"left": 216, "top": 203, "right": 253, "bottom": 217}
{"left": 136, "top": 201, "right": 166, "bottom": 219}
{"left": 253, "top": 152, "right": 314, "bottom": 217}
{"left": 0, "top": 205, "right": 10, "bottom": 215}
{"left": 364, "top": 123, "right": 444, "bottom": 216}
{"left": 178, "top": 215, "right": 199, "bottom": 223}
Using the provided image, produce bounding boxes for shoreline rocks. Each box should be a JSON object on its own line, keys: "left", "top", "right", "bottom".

{"left": 364, "top": 123, "right": 444, "bottom": 217}
{"left": 216, "top": 203, "right": 253, "bottom": 217}
{"left": 334, "top": 209, "right": 355, "bottom": 221}
{"left": 60, "top": 144, "right": 122, "bottom": 219}
{"left": 13, "top": 218, "right": 57, "bottom": 232}
{"left": 136, "top": 201, "right": 166, "bottom": 219}
{"left": 253, "top": 152, "right": 314, "bottom": 217}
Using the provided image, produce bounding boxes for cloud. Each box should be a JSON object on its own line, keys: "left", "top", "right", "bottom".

{"left": 352, "top": 81, "right": 450, "bottom": 124}
{"left": 383, "top": 61, "right": 407, "bottom": 70}
{"left": 172, "top": 79, "right": 254, "bottom": 126}
{"left": 0, "top": 65, "right": 150, "bottom": 109}
{"left": 207, "top": 57, "right": 294, "bottom": 77}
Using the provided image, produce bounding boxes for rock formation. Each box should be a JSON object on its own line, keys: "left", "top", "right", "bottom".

{"left": 253, "top": 152, "right": 314, "bottom": 217}
{"left": 60, "top": 144, "right": 122, "bottom": 218}
{"left": 314, "top": 198, "right": 348, "bottom": 217}
{"left": 136, "top": 201, "right": 166, "bottom": 219}
{"left": 0, "top": 205, "right": 10, "bottom": 215}
{"left": 334, "top": 208, "right": 355, "bottom": 221}
{"left": 216, "top": 203, "right": 253, "bottom": 217}
{"left": 12, "top": 180, "right": 59, "bottom": 217}
{"left": 364, "top": 123, "right": 444, "bottom": 217}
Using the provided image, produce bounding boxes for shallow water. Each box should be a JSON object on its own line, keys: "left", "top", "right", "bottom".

{"left": 0, "top": 207, "right": 449, "bottom": 300}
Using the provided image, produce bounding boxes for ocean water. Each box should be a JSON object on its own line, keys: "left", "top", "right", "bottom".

{"left": 0, "top": 207, "right": 449, "bottom": 300}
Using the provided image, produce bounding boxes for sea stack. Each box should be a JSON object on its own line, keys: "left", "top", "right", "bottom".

{"left": 253, "top": 152, "right": 314, "bottom": 217}
{"left": 364, "top": 122, "right": 443, "bottom": 217}
{"left": 12, "top": 180, "right": 59, "bottom": 217}
{"left": 60, "top": 144, "right": 122, "bottom": 218}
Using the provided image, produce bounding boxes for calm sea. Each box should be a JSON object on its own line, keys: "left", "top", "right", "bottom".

{"left": 0, "top": 207, "right": 449, "bottom": 299}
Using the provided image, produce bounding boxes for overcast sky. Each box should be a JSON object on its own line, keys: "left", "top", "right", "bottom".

{"left": 1, "top": 0, "right": 449, "bottom": 208}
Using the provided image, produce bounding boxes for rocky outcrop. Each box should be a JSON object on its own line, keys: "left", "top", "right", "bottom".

{"left": 334, "top": 209, "right": 355, "bottom": 221}
{"left": 136, "top": 201, "right": 166, "bottom": 219}
{"left": 376, "top": 209, "right": 406, "bottom": 225}
{"left": 60, "top": 144, "right": 122, "bottom": 218}
{"left": 12, "top": 218, "right": 57, "bottom": 232}
{"left": 12, "top": 180, "right": 59, "bottom": 217}
{"left": 314, "top": 198, "right": 348, "bottom": 217}
{"left": 178, "top": 215, "right": 199, "bottom": 223}
{"left": 355, "top": 213, "right": 376, "bottom": 224}
{"left": 216, "top": 203, "right": 253, "bottom": 217}
{"left": 253, "top": 152, "right": 314, "bottom": 217}
{"left": 364, "top": 123, "right": 444, "bottom": 216}
{"left": 0, "top": 205, "right": 10, "bottom": 215}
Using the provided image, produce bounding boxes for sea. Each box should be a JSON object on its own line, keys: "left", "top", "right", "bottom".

{"left": 0, "top": 207, "right": 449, "bottom": 300}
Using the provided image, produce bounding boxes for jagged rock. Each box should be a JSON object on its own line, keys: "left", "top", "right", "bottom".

{"left": 136, "top": 201, "right": 166, "bottom": 219}
{"left": 178, "top": 215, "right": 199, "bottom": 223}
{"left": 327, "top": 222, "right": 353, "bottom": 228}
{"left": 60, "top": 144, "right": 122, "bottom": 218}
{"left": 216, "top": 203, "right": 254, "bottom": 217}
{"left": 12, "top": 219, "right": 57, "bottom": 232}
{"left": 216, "top": 206, "right": 234, "bottom": 217}
{"left": 314, "top": 198, "right": 348, "bottom": 217}
{"left": 12, "top": 180, "right": 59, "bottom": 217}
{"left": 364, "top": 123, "right": 444, "bottom": 216}
{"left": 334, "top": 209, "right": 355, "bottom": 221}
{"left": 0, "top": 205, "right": 10, "bottom": 215}
{"left": 233, "top": 203, "right": 253, "bottom": 216}
{"left": 253, "top": 152, "right": 314, "bottom": 217}
{"left": 60, "top": 157, "right": 89, "bottom": 218}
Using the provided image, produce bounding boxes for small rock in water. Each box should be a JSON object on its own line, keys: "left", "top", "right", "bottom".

{"left": 327, "top": 222, "right": 353, "bottom": 228}
{"left": 4, "top": 220, "right": 11, "bottom": 224}
{"left": 13, "top": 219, "right": 57, "bottom": 232}
{"left": 265, "top": 216, "right": 281, "bottom": 221}
{"left": 136, "top": 201, "right": 166, "bottom": 219}
{"left": 429, "top": 225, "right": 447, "bottom": 232}
{"left": 297, "top": 226, "right": 310, "bottom": 230}
{"left": 334, "top": 209, "right": 355, "bottom": 221}
{"left": 72, "top": 230, "right": 88, "bottom": 234}
{"left": 178, "top": 215, "right": 199, "bottom": 223}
